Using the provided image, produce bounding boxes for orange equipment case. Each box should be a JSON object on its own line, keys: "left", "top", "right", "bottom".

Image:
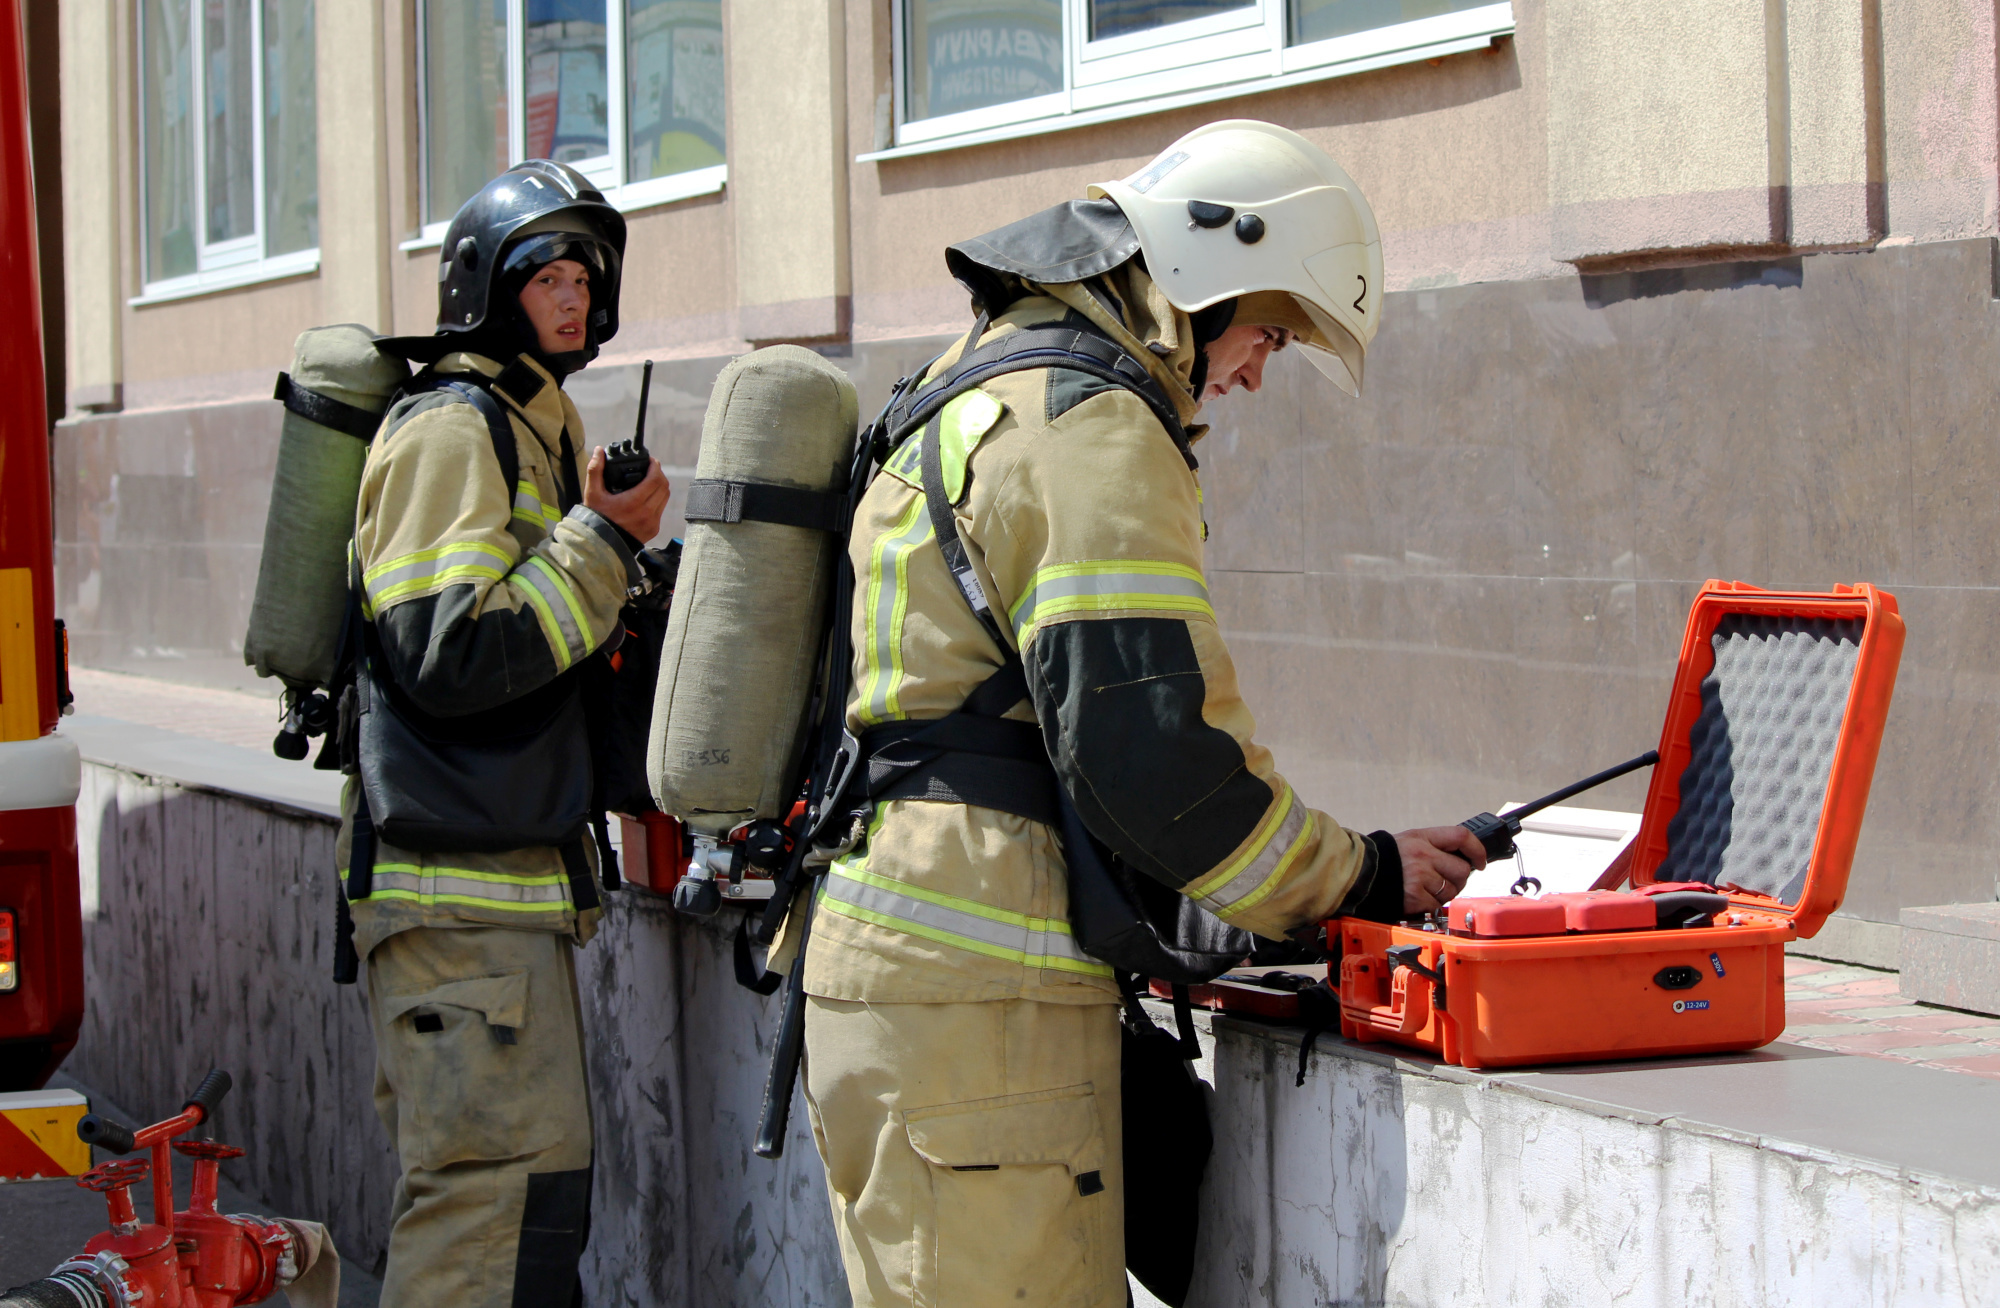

{"left": 1330, "top": 581, "right": 1904, "bottom": 1069}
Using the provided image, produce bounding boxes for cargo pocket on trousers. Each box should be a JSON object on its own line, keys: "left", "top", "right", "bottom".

{"left": 902, "top": 1084, "right": 1112, "bottom": 1308}
{"left": 381, "top": 969, "right": 558, "bottom": 1170}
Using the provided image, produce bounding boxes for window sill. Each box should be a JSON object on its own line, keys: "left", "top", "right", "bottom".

{"left": 400, "top": 164, "right": 729, "bottom": 252}
{"left": 128, "top": 250, "right": 321, "bottom": 307}
{"left": 862, "top": 3, "right": 1512, "bottom": 163}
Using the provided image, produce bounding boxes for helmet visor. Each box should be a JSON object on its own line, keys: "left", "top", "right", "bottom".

{"left": 1296, "top": 296, "right": 1366, "bottom": 398}
{"left": 501, "top": 230, "right": 611, "bottom": 278}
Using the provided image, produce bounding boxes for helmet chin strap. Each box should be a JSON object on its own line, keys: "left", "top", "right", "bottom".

{"left": 1188, "top": 298, "right": 1238, "bottom": 398}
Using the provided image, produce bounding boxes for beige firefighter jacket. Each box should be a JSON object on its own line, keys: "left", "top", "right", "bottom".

{"left": 804, "top": 263, "right": 1387, "bottom": 1007}
{"left": 336, "top": 351, "right": 638, "bottom": 959}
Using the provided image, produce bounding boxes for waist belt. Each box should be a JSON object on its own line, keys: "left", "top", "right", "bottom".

{"left": 858, "top": 660, "right": 1060, "bottom": 828}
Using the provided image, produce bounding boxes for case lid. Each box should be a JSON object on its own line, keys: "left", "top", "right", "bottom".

{"left": 1627, "top": 582, "right": 1904, "bottom": 938}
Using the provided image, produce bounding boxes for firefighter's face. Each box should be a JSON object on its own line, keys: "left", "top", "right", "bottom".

{"left": 1202, "top": 323, "right": 1290, "bottom": 401}
{"left": 517, "top": 259, "right": 592, "bottom": 355}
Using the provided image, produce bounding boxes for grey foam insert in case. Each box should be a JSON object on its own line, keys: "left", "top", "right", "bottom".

{"left": 1656, "top": 615, "right": 1863, "bottom": 903}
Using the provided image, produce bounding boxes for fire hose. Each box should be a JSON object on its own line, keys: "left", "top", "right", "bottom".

{"left": 0, "top": 1070, "right": 340, "bottom": 1308}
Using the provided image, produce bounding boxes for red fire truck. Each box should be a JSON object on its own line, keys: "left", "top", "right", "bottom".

{"left": 0, "top": 0, "right": 83, "bottom": 1091}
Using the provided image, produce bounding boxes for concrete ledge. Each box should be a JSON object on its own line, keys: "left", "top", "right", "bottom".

{"left": 1191, "top": 1012, "right": 2000, "bottom": 1306}
{"left": 61, "top": 714, "right": 342, "bottom": 820}
{"left": 1790, "top": 911, "right": 1903, "bottom": 971}
{"left": 1901, "top": 903, "right": 2000, "bottom": 1017}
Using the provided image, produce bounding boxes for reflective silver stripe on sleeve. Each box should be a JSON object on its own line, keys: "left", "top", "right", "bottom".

{"left": 1008, "top": 563, "right": 1213, "bottom": 644}
{"left": 361, "top": 542, "right": 513, "bottom": 610}
{"left": 516, "top": 556, "right": 594, "bottom": 669}
{"left": 1187, "top": 785, "right": 1315, "bottom": 920}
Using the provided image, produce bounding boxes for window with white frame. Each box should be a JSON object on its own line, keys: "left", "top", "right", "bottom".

{"left": 139, "top": 0, "right": 319, "bottom": 297}
{"left": 416, "top": 0, "right": 726, "bottom": 240}
{"left": 889, "top": 0, "right": 1513, "bottom": 152}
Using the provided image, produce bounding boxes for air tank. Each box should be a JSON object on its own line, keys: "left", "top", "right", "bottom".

{"left": 648, "top": 346, "right": 858, "bottom": 835}
{"left": 244, "top": 325, "right": 408, "bottom": 690}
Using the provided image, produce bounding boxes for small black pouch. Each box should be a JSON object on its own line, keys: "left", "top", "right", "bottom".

{"left": 584, "top": 601, "right": 670, "bottom": 818}
{"left": 1060, "top": 786, "right": 1256, "bottom": 986}
{"left": 356, "top": 654, "right": 592, "bottom": 852}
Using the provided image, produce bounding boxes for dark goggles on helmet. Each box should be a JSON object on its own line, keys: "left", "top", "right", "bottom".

{"left": 501, "top": 230, "right": 613, "bottom": 279}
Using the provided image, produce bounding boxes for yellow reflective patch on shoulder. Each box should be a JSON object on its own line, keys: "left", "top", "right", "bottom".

{"left": 940, "top": 389, "right": 1005, "bottom": 505}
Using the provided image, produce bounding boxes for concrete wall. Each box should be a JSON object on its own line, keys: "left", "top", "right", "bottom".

{"left": 58, "top": 0, "right": 119, "bottom": 414}
{"left": 54, "top": 236, "right": 2000, "bottom": 932}
{"left": 66, "top": 762, "right": 2000, "bottom": 1305}
{"left": 63, "top": 755, "right": 848, "bottom": 1298}
{"left": 52, "top": 0, "right": 2000, "bottom": 391}
{"left": 730, "top": 0, "right": 852, "bottom": 342}
{"left": 65, "top": 763, "right": 399, "bottom": 1267}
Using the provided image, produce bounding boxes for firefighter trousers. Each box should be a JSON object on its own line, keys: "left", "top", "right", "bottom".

{"left": 803, "top": 995, "right": 1125, "bottom": 1308}
{"left": 364, "top": 924, "right": 593, "bottom": 1308}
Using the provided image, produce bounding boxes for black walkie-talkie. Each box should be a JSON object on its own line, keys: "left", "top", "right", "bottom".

{"left": 603, "top": 359, "right": 654, "bottom": 493}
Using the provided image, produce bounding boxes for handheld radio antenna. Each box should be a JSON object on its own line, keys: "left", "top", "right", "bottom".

{"left": 1461, "top": 749, "right": 1659, "bottom": 862}
{"left": 603, "top": 359, "right": 655, "bottom": 493}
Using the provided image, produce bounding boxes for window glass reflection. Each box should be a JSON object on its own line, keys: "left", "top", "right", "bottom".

{"left": 626, "top": 0, "right": 725, "bottom": 180}
{"left": 143, "top": 0, "right": 197, "bottom": 279}
{"left": 525, "top": 0, "right": 610, "bottom": 163}
{"left": 1288, "top": 0, "right": 1489, "bottom": 46}
{"left": 204, "top": 0, "right": 256, "bottom": 244}
{"left": 423, "top": 0, "right": 509, "bottom": 224}
{"left": 262, "top": 0, "right": 318, "bottom": 255}
{"left": 1088, "top": 0, "right": 1251, "bottom": 43}
{"left": 904, "top": 0, "right": 1061, "bottom": 123}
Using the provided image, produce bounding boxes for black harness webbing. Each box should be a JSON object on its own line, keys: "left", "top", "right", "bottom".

{"left": 340, "top": 371, "right": 601, "bottom": 941}
{"left": 886, "top": 320, "right": 1194, "bottom": 469}
{"left": 849, "top": 316, "right": 1194, "bottom": 830}
{"left": 683, "top": 478, "right": 850, "bottom": 533}
{"left": 274, "top": 372, "right": 382, "bottom": 441}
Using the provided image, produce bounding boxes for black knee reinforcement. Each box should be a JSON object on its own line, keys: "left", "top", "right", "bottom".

{"left": 512, "top": 1166, "right": 592, "bottom": 1306}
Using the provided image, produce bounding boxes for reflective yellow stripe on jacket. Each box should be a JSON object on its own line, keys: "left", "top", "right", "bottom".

{"left": 513, "top": 480, "right": 563, "bottom": 529}
{"left": 360, "top": 541, "right": 513, "bottom": 618}
{"left": 853, "top": 496, "right": 935, "bottom": 728}
{"left": 1009, "top": 560, "right": 1213, "bottom": 647}
{"left": 516, "top": 556, "right": 597, "bottom": 671}
{"left": 821, "top": 858, "right": 1112, "bottom": 979}
{"left": 1183, "top": 779, "right": 1317, "bottom": 922}
{"left": 340, "top": 862, "right": 573, "bottom": 914}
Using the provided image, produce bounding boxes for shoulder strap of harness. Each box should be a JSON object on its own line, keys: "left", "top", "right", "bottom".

{"left": 433, "top": 378, "right": 522, "bottom": 506}
{"left": 886, "top": 317, "right": 1197, "bottom": 471}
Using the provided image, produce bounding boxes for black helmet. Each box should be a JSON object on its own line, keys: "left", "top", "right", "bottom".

{"left": 382, "top": 160, "right": 626, "bottom": 363}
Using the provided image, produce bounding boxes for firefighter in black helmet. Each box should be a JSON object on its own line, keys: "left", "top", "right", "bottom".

{"left": 345, "top": 160, "right": 667, "bottom": 1307}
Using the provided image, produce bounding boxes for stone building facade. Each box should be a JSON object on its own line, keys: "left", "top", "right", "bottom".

{"left": 45, "top": 0, "right": 2000, "bottom": 963}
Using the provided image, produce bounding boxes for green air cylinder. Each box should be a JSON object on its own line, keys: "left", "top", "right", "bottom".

{"left": 649, "top": 346, "right": 859, "bottom": 835}
{"left": 243, "top": 324, "right": 409, "bottom": 690}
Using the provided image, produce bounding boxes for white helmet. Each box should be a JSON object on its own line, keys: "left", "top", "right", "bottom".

{"left": 1091, "top": 120, "right": 1383, "bottom": 396}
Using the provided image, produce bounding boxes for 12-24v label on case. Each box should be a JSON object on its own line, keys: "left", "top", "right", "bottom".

{"left": 1672, "top": 999, "right": 1711, "bottom": 1014}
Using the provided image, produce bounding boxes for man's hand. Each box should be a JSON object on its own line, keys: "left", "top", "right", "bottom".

{"left": 1394, "top": 826, "right": 1486, "bottom": 915}
{"left": 585, "top": 446, "right": 670, "bottom": 543}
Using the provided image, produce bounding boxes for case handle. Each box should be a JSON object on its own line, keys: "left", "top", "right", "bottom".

{"left": 1337, "top": 950, "right": 1432, "bottom": 1038}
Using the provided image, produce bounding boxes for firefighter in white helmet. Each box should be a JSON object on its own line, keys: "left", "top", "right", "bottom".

{"left": 801, "top": 120, "right": 1485, "bottom": 1306}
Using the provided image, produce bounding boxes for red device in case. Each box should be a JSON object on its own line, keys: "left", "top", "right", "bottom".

{"left": 1331, "top": 581, "right": 1905, "bottom": 1069}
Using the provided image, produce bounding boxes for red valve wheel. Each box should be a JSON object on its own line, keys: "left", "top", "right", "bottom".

{"left": 77, "top": 1158, "right": 149, "bottom": 1192}
{"left": 172, "top": 1140, "right": 245, "bottom": 1161}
